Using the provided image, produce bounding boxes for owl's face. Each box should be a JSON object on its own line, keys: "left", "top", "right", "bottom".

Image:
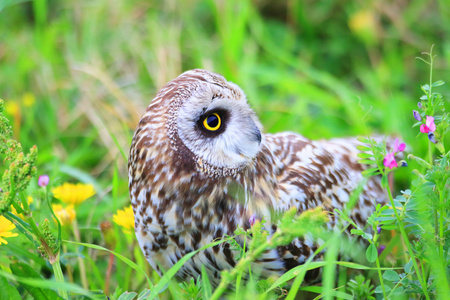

{"left": 176, "top": 77, "right": 262, "bottom": 170}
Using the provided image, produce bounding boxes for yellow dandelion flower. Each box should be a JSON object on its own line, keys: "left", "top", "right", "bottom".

{"left": 52, "top": 183, "right": 95, "bottom": 205}
{"left": 113, "top": 205, "right": 135, "bottom": 234}
{"left": 52, "top": 204, "right": 76, "bottom": 226}
{"left": 10, "top": 196, "right": 34, "bottom": 219}
{"left": 0, "top": 215, "right": 19, "bottom": 245}
{"left": 22, "top": 92, "right": 36, "bottom": 107}
{"left": 5, "top": 101, "right": 19, "bottom": 115}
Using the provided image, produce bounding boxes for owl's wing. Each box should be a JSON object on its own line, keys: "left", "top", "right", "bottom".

{"left": 252, "top": 133, "right": 385, "bottom": 279}
{"left": 266, "top": 132, "right": 385, "bottom": 225}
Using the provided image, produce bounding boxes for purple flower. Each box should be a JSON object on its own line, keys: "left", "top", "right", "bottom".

{"left": 393, "top": 138, "right": 406, "bottom": 153}
{"left": 249, "top": 214, "right": 257, "bottom": 226}
{"left": 401, "top": 161, "right": 408, "bottom": 167}
{"left": 413, "top": 110, "right": 422, "bottom": 121}
{"left": 428, "top": 132, "right": 437, "bottom": 144}
{"left": 417, "top": 102, "right": 423, "bottom": 109}
{"left": 377, "top": 245, "right": 386, "bottom": 256}
{"left": 38, "top": 175, "right": 49, "bottom": 187}
{"left": 383, "top": 152, "right": 398, "bottom": 169}
{"left": 377, "top": 226, "right": 381, "bottom": 234}
{"left": 420, "top": 116, "right": 436, "bottom": 133}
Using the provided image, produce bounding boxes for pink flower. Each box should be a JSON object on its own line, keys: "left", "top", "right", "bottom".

{"left": 38, "top": 175, "right": 49, "bottom": 187}
{"left": 420, "top": 116, "right": 436, "bottom": 133}
{"left": 383, "top": 152, "right": 398, "bottom": 169}
{"left": 393, "top": 138, "right": 406, "bottom": 153}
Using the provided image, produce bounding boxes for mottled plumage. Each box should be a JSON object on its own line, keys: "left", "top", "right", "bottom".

{"left": 128, "top": 69, "right": 385, "bottom": 284}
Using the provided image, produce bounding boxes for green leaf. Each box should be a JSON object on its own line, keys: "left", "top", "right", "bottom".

{"left": 391, "top": 286, "right": 404, "bottom": 296}
{"left": 358, "top": 159, "right": 375, "bottom": 165}
{"left": 201, "top": 265, "right": 212, "bottom": 299}
{"left": 361, "top": 167, "right": 379, "bottom": 177}
{"left": 374, "top": 285, "right": 391, "bottom": 293}
{"left": 350, "top": 229, "right": 364, "bottom": 235}
{"left": 432, "top": 80, "right": 445, "bottom": 87}
{"left": 404, "top": 258, "right": 413, "bottom": 273}
{"left": 366, "top": 244, "right": 378, "bottom": 263}
{"left": 382, "top": 270, "right": 400, "bottom": 282}
{"left": 0, "top": 276, "right": 21, "bottom": 300}
{"left": 362, "top": 232, "right": 373, "bottom": 240}
{"left": 137, "top": 289, "right": 151, "bottom": 300}
{"left": 10, "top": 263, "right": 63, "bottom": 300}
{"left": 422, "top": 84, "right": 430, "bottom": 91}
{"left": 118, "top": 292, "right": 137, "bottom": 300}
{"left": 357, "top": 136, "right": 371, "bottom": 143}
{"left": 356, "top": 145, "right": 372, "bottom": 152}
{"left": 357, "top": 152, "right": 374, "bottom": 158}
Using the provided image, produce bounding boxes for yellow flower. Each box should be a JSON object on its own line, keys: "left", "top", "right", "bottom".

{"left": 52, "top": 204, "right": 76, "bottom": 226}
{"left": 0, "top": 215, "right": 19, "bottom": 245}
{"left": 22, "top": 92, "right": 35, "bottom": 107}
{"left": 10, "top": 196, "right": 34, "bottom": 219}
{"left": 113, "top": 205, "right": 135, "bottom": 234}
{"left": 52, "top": 183, "right": 95, "bottom": 205}
{"left": 5, "top": 101, "right": 19, "bottom": 116}
{"left": 348, "top": 10, "right": 378, "bottom": 45}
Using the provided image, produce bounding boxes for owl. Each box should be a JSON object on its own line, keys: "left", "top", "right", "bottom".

{"left": 128, "top": 69, "right": 385, "bottom": 285}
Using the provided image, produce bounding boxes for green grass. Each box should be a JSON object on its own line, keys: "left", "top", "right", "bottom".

{"left": 0, "top": 0, "right": 450, "bottom": 299}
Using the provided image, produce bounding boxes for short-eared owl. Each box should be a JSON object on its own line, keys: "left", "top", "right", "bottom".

{"left": 128, "top": 69, "right": 385, "bottom": 284}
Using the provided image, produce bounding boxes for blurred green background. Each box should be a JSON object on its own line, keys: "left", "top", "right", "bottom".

{"left": 1, "top": 0, "right": 449, "bottom": 174}
{"left": 0, "top": 0, "right": 449, "bottom": 294}
{"left": 1, "top": 0, "right": 449, "bottom": 211}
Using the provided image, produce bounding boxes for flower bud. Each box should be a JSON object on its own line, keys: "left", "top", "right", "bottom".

{"left": 428, "top": 132, "right": 437, "bottom": 144}
{"left": 249, "top": 214, "right": 257, "bottom": 226}
{"left": 377, "top": 245, "right": 386, "bottom": 256}
{"left": 417, "top": 102, "right": 423, "bottom": 109}
{"left": 413, "top": 110, "right": 421, "bottom": 121}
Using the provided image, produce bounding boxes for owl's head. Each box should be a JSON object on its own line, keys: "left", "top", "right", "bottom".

{"left": 162, "top": 69, "right": 262, "bottom": 175}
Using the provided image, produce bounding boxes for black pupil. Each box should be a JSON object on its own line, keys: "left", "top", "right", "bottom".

{"left": 206, "top": 114, "right": 219, "bottom": 128}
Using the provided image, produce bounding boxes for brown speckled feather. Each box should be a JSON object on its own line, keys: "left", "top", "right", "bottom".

{"left": 128, "top": 69, "right": 386, "bottom": 285}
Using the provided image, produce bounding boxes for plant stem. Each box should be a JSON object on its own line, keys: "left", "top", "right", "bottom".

{"left": 375, "top": 253, "right": 387, "bottom": 299}
{"left": 51, "top": 253, "right": 68, "bottom": 300}
{"left": 439, "top": 186, "right": 445, "bottom": 262}
{"left": 72, "top": 218, "right": 89, "bottom": 289}
{"left": 62, "top": 244, "right": 74, "bottom": 283}
{"left": 386, "top": 184, "right": 430, "bottom": 300}
{"left": 104, "top": 252, "right": 114, "bottom": 296}
{"left": 428, "top": 141, "right": 433, "bottom": 166}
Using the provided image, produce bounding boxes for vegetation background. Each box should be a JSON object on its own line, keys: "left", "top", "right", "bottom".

{"left": 0, "top": 0, "right": 449, "bottom": 299}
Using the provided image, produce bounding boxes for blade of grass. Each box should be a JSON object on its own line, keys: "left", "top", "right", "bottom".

{"left": 63, "top": 240, "right": 153, "bottom": 289}
{"left": 0, "top": 269, "right": 97, "bottom": 299}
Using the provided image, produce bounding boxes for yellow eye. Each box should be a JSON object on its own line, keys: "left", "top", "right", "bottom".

{"left": 203, "top": 113, "right": 221, "bottom": 131}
